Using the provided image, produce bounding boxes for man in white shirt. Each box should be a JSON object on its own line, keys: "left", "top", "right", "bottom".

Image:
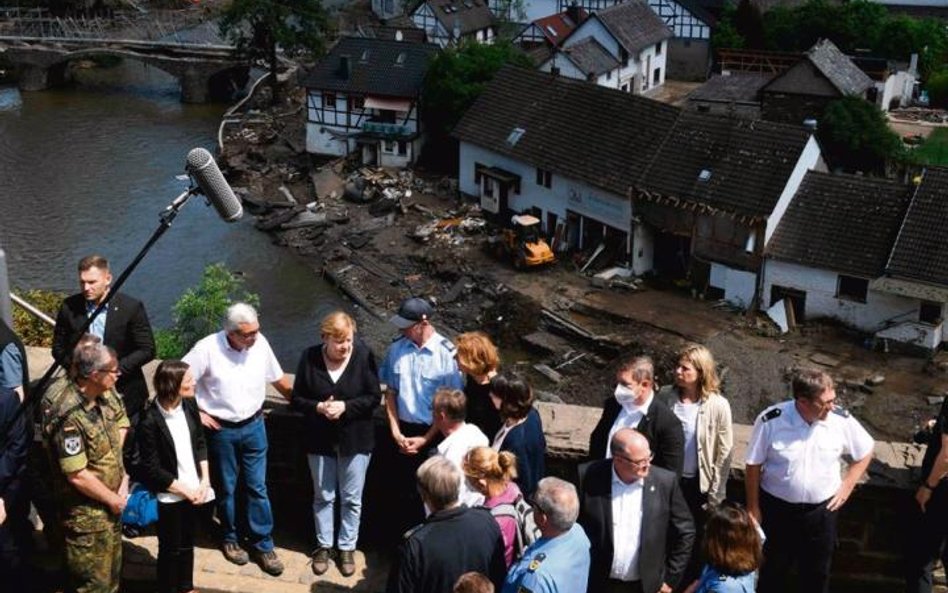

{"left": 745, "top": 367, "right": 874, "bottom": 593}
{"left": 433, "top": 388, "right": 488, "bottom": 507}
{"left": 183, "top": 303, "right": 292, "bottom": 576}
{"left": 579, "top": 428, "right": 694, "bottom": 593}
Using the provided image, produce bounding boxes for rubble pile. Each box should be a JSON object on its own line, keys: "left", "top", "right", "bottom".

{"left": 889, "top": 107, "right": 948, "bottom": 123}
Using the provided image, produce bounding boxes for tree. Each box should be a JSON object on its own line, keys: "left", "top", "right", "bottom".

{"left": 733, "top": 0, "right": 765, "bottom": 49}
{"left": 926, "top": 69, "right": 948, "bottom": 108}
{"left": 817, "top": 96, "right": 905, "bottom": 174}
{"left": 154, "top": 263, "right": 260, "bottom": 359}
{"left": 420, "top": 41, "right": 532, "bottom": 170}
{"left": 712, "top": 3, "right": 746, "bottom": 50}
{"left": 219, "top": 0, "right": 328, "bottom": 105}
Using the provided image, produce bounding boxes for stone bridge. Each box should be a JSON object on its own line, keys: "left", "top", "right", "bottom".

{"left": 0, "top": 36, "right": 248, "bottom": 103}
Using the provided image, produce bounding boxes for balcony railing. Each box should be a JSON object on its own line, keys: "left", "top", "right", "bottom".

{"left": 362, "top": 121, "right": 410, "bottom": 136}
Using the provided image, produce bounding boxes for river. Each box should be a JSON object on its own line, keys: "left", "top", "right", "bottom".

{"left": 0, "top": 60, "right": 345, "bottom": 367}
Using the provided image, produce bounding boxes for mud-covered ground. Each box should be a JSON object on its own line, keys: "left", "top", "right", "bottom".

{"left": 219, "top": 82, "right": 948, "bottom": 443}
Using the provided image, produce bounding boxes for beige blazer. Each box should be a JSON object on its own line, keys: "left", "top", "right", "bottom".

{"left": 658, "top": 385, "right": 734, "bottom": 504}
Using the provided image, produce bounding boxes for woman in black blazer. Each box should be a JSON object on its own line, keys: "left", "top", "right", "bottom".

{"left": 290, "top": 311, "right": 380, "bottom": 577}
{"left": 139, "top": 360, "right": 209, "bottom": 593}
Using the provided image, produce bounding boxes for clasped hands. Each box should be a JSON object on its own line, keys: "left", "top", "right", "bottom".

{"left": 317, "top": 396, "right": 346, "bottom": 421}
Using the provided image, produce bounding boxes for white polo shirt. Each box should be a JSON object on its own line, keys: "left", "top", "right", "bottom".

{"left": 745, "top": 399, "right": 874, "bottom": 503}
{"left": 610, "top": 467, "right": 644, "bottom": 581}
{"left": 183, "top": 331, "right": 284, "bottom": 423}
{"left": 437, "top": 422, "right": 489, "bottom": 507}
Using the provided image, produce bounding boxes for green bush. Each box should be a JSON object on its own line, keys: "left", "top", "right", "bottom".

{"left": 156, "top": 263, "right": 260, "bottom": 359}
{"left": 926, "top": 70, "right": 948, "bottom": 108}
{"left": 12, "top": 289, "right": 64, "bottom": 348}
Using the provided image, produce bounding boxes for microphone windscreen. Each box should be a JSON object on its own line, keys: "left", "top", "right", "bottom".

{"left": 186, "top": 148, "right": 243, "bottom": 222}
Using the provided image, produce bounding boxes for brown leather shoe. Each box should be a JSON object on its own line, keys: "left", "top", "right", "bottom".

{"left": 337, "top": 549, "right": 356, "bottom": 577}
{"left": 222, "top": 542, "right": 248, "bottom": 566}
{"left": 311, "top": 547, "right": 331, "bottom": 576}
{"left": 255, "top": 550, "right": 284, "bottom": 576}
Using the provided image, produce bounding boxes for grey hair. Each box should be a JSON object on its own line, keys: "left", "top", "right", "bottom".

{"left": 534, "top": 477, "right": 579, "bottom": 532}
{"left": 619, "top": 355, "right": 654, "bottom": 382}
{"left": 74, "top": 343, "right": 116, "bottom": 379}
{"left": 224, "top": 302, "right": 258, "bottom": 332}
{"left": 417, "top": 456, "right": 461, "bottom": 511}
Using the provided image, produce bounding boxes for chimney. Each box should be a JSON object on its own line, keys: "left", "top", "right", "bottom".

{"left": 338, "top": 55, "right": 351, "bottom": 80}
{"left": 566, "top": 2, "right": 582, "bottom": 25}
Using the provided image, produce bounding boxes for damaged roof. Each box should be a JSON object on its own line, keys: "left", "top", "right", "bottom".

{"left": 452, "top": 65, "right": 680, "bottom": 196}
{"left": 421, "top": 0, "right": 495, "bottom": 36}
{"left": 559, "top": 37, "right": 621, "bottom": 76}
{"left": 593, "top": 0, "right": 672, "bottom": 54}
{"left": 767, "top": 171, "right": 912, "bottom": 277}
{"left": 635, "top": 111, "right": 813, "bottom": 219}
{"left": 805, "top": 38, "right": 874, "bottom": 96}
{"left": 301, "top": 37, "right": 439, "bottom": 97}
{"left": 886, "top": 166, "right": 948, "bottom": 286}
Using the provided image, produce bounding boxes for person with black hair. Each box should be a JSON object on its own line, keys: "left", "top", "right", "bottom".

{"left": 488, "top": 374, "right": 546, "bottom": 497}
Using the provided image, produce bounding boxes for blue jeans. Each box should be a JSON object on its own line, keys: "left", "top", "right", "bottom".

{"left": 306, "top": 452, "right": 371, "bottom": 551}
{"left": 207, "top": 416, "right": 274, "bottom": 552}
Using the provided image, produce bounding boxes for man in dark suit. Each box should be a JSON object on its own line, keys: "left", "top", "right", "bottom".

{"left": 579, "top": 428, "right": 694, "bottom": 593}
{"left": 588, "top": 356, "right": 684, "bottom": 476}
{"left": 52, "top": 255, "right": 155, "bottom": 427}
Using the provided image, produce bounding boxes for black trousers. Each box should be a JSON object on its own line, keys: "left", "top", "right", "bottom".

{"left": 677, "top": 476, "right": 706, "bottom": 592}
{"left": 905, "top": 483, "right": 948, "bottom": 593}
{"left": 758, "top": 490, "right": 836, "bottom": 593}
{"left": 156, "top": 500, "right": 196, "bottom": 593}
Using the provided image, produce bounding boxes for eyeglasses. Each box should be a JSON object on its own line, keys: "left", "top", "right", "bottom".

{"left": 614, "top": 451, "right": 654, "bottom": 468}
{"left": 527, "top": 496, "right": 546, "bottom": 515}
{"left": 233, "top": 329, "right": 259, "bottom": 340}
{"left": 99, "top": 367, "right": 121, "bottom": 376}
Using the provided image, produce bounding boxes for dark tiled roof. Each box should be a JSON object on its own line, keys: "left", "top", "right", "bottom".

{"left": 767, "top": 171, "right": 912, "bottom": 277}
{"left": 668, "top": 0, "right": 717, "bottom": 26}
{"left": 301, "top": 37, "right": 438, "bottom": 97}
{"left": 560, "top": 37, "right": 620, "bottom": 76}
{"left": 425, "top": 0, "right": 494, "bottom": 36}
{"left": 636, "top": 112, "right": 812, "bottom": 219}
{"left": 595, "top": 0, "right": 672, "bottom": 54}
{"left": 358, "top": 24, "right": 428, "bottom": 43}
{"left": 806, "top": 38, "right": 873, "bottom": 96}
{"left": 886, "top": 166, "right": 948, "bottom": 285}
{"left": 452, "top": 65, "right": 680, "bottom": 196}
{"left": 688, "top": 72, "right": 771, "bottom": 103}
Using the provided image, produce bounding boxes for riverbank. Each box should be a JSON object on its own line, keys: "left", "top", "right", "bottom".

{"left": 216, "top": 71, "right": 948, "bottom": 442}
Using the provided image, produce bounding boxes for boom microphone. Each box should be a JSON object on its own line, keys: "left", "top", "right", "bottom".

{"left": 186, "top": 148, "right": 243, "bottom": 222}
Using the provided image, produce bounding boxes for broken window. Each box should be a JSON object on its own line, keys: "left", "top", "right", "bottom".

{"left": 836, "top": 275, "right": 868, "bottom": 303}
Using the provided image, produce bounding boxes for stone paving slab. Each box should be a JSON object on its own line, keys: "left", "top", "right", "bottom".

{"left": 124, "top": 535, "right": 390, "bottom": 593}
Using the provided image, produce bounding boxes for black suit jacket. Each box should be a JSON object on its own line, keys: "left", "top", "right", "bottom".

{"left": 52, "top": 292, "right": 155, "bottom": 419}
{"left": 578, "top": 460, "right": 695, "bottom": 593}
{"left": 137, "top": 398, "right": 208, "bottom": 494}
{"left": 588, "top": 395, "right": 685, "bottom": 476}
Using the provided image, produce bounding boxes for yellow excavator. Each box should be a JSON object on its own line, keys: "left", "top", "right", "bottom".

{"left": 493, "top": 214, "right": 556, "bottom": 269}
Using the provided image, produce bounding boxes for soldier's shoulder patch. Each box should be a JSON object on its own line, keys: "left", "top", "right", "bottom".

{"left": 62, "top": 426, "right": 82, "bottom": 457}
{"left": 831, "top": 406, "right": 850, "bottom": 418}
{"left": 440, "top": 338, "right": 457, "bottom": 354}
{"left": 527, "top": 552, "right": 546, "bottom": 573}
{"left": 762, "top": 407, "right": 782, "bottom": 422}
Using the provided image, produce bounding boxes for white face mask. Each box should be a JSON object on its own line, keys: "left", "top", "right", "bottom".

{"left": 614, "top": 383, "right": 638, "bottom": 407}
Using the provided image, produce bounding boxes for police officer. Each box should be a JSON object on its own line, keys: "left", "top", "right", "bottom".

{"left": 379, "top": 297, "right": 464, "bottom": 533}
{"left": 502, "top": 477, "right": 591, "bottom": 593}
{"left": 905, "top": 392, "right": 948, "bottom": 593}
{"left": 745, "top": 367, "right": 874, "bottom": 593}
{"left": 48, "top": 342, "right": 129, "bottom": 593}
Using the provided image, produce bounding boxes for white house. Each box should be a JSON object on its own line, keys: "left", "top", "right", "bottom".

{"left": 411, "top": 0, "right": 496, "bottom": 47}
{"left": 540, "top": 0, "right": 672, "bottom": 94}
{"left": 302, "top": 37, "right": 438, "bottom": 167}
{"left": 452, "top": 65, "right": 680, "bottom": 269}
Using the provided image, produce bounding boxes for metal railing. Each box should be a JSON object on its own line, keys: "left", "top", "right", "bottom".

{"left": 9, "top": 292, "right": 55, "bottom": 327}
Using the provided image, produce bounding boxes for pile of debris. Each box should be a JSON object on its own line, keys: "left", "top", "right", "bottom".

{"left": 889, "top": 107, "right": 948, "bottom": 123}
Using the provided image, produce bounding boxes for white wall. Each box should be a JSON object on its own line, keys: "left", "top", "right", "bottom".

{"left": 876, "top": 320, "right": 943, "bottom": 350}
{"left": 879, "top": 70, "right": 915, "bottom": 112}
{"left": 459, "top": 141, "right": 632, "bottom": 234}
{"left": 764, "top": 135, "right": 823, "bottom": 245}
{"left": 539, "top": 54, "right": 590, "bottom": 81}
{"left": 709, "top": 262, "right": 756, "bottom": 308}
{"left": 763, "top": 259, "right": 922, "bottom": 332}
{"left": 632, "top": 221, "right": 654, "bottom": 275}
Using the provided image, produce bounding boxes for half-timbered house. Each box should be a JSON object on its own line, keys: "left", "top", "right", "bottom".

{"left": 411, "top": 0, "right": 496, "bottom": 47}
{"left": 646, "top": 0, "right": 715, "bottom": 80}
{"left": 303, "top": 37, "right": 438, "bottom": 167}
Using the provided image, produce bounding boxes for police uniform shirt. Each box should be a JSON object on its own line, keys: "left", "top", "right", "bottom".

{"left": 379, "top": 331, "right": 463, "bottom": 425}
{"left": 745, "top": 400, "right": 874, "bottom": 503}
{"left": 502, "top": 523, "right": 592, "bottom": 593}
{"left": 50, "top": 383, "right": 129, "bottom": 531}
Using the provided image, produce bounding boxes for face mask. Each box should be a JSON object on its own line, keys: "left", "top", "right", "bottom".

{"left": 614, "top": 383, "right": 638, "bottom": 407}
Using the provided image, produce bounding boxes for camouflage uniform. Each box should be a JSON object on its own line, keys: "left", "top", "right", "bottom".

{"left": 48, "top": 381, "right": 129, "bottom": 593}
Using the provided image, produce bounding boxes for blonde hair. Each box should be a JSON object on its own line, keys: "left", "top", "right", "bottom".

{"left": 320, "top": 311, "right": 356, "bottom": 342}
{"left": 678, "top": 343, "right": 720, "bottom": 401}
{"left": 463, "top": 446, "right": 517, "bottom": 498}
{"left": 455, "top": 331, "right": 500, "bottom": 377}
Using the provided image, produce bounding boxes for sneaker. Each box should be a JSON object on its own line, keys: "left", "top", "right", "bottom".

{"left": 222, "top": 542, "right": 249, "bottom": 565}
{"left": 256, "top": 550, "right": 284, "bottom": 576}
{"left": 337, "top": 549, "right": 356, "bottom": 577}
{"left": 311, "top": 547, "right": 331, "bottom": 576}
